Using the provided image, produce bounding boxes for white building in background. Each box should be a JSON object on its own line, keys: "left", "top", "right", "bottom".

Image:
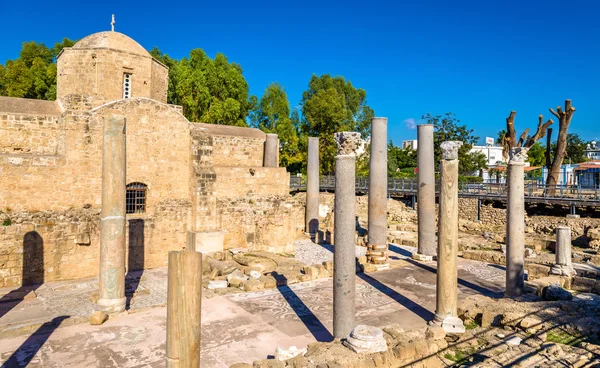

{"left": 402, "top": 139, "right": 418, "bottom": 150}
{"left": 470, "top": 145, "right": 504, "bottom": 167}
{"left": 585, "top": 141, "right": 600, "bottom": 160}
{"left": 468, "top": 137, "right": 504, "bottom": 181}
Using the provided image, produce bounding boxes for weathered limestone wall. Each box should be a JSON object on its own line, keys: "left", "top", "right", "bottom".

{"left": 213, "top": 167, "right": 290, "bottom": 198}
{"left": 0, "top": 202, "right": 189, "bottom": 288}
{"left": 457, "top": 198, "right": 507, "bottom": 225}
{"left": 217, "top": 196, "right": 303, "bottom": 253}
{"left": 0, "top": 113, "right": 63, "bottom": 154}
{"left": 1, "top": 97, "right": 193, "bottom": 212}
{"left": 57, "top": 48, "right": 167, "bottom": 108}
{"left": 150, "top": 59, "right": 169, "bottom": 103}
{"left": 211, "top": 135, "right": 265, "bottom": 167}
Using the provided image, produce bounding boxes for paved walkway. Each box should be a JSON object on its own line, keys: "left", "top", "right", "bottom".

{"left": 0, "top": 243, "right": 506, "bottom": 368}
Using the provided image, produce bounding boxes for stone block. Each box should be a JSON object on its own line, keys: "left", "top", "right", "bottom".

{"left": 393, "top": 341, "right": 416, "bottom": 362}
{"left": 322, "top": 261, "right": 334, "bottom": 274}
{"left": 192, "top": 231, "right": 224, "bottom": 253}
{"left": 425, "top": 326, "right": 446, "bottom": 340}
{"left": 90, "top": 311, "right": 108, "bottom": 325}
{"left": 520, "top": 317, "right": 542, "bottom": 331}
{"left": 302, "top": 265, "right": 320, "bottom": 280}
{"left": 242, "top": 279, "right": 265, "bottom": 292}
{"left": 259, "top": 275, "right": 277, "bottom": 289}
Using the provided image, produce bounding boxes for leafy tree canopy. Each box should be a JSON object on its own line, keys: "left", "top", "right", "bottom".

{"left": 1, "top": 40, "right": 256, "bottom": 127}
{"left": 300, "top": 74, "right": 374, "bottom": 173}
{"left": 250, "top": 82, "right": 302, "bottom": 172}
{"left": 527, "top": 142, "right": 546, "bottom": 167}
{"left": 388, "top": 141, "right": 417, "bottom": 177}
{"left": 422, "top": 112, "right": 487, "bottom": 175}
{"left": 0, "top": 38, "right": 75, "bottom": 100}
{"left": 565, "top": 133, "right": 588, "bottom": 164}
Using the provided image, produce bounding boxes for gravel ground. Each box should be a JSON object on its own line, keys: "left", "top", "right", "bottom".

{"left": 294, "top": 239, "right": 367, "bottom": 266}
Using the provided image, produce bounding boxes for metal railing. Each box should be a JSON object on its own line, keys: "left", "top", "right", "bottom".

{"left": 290, "top": 176, "right": 600, "bottom": 203}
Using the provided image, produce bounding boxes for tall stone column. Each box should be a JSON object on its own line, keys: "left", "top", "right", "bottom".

{"left": 550, "top": 226, "right": 576, "bottom": 276}
{"left": 414, "top": 124, "right": 436, "bottom": 260}
{"left": 98, "top": 115, "right": 127, "bottom": 313}
{"left": 333, "top": 132, "right": 360, "bottom": 339}
{"left": 434, "top": 141, "right": 464, "bottom": 333}
{"left": 367, "top": 118, "right": 388, "bottom": 268}
{"left": 263, "top": 133, "right": 279, "bottom": 167}
{"left": 506, "top": 148, "right": 527, "bottom": 298}
{"left": 305, "top": 137, "right": 320, "bottom": 240}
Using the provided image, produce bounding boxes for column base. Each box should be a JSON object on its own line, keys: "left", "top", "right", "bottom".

{"left": 412, "top": 253, "right": 435, "bottom": 261}
{"left": 97, "top": 297, "right": 126, "bottom": 313}
{"left": 342, "top": 325, "right": 388, "bottom": 354}
{"left": 550, "top": 264, "right": 577, "bottom": 277}
{"left": 367, "top": 244, "right": 388, "bottom": 264}
{"left": 566, "top": 214, "right": 580, "bottom": 219}
{"left": 432, "top": 315, "right": 465, "bottom": 334}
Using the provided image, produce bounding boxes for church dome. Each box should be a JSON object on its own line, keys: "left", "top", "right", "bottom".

{"left": 72, "top": 31, "right": 149, "bottom": 56}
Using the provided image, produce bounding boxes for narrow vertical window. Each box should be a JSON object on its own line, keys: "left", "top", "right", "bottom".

{"left": 126, "top": 182, "right": 147, "bottom": 214}
{"left": 123, "top": 73, "right": 132, "bottom": 99}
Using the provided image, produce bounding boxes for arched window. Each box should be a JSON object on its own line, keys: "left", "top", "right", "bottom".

{"left": 126, "top": 182, "right": 147, "bottom": 214}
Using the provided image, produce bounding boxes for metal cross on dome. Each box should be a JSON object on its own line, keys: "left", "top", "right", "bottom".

{"left": 111, "top": 14, "right": 116, "bottom": 32}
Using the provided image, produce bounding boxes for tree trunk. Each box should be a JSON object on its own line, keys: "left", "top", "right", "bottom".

{"left": 545, "top": 100, "right": 576, "bottom": 196}
{"left": 545, "top": 128, "right": 553, "bottom": 170}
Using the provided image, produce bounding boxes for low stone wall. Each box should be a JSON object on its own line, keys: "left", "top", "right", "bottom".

{"left": 0, "top": 201, "right": 189, "bottom": 288}
{"left": 217, "top": 195, "right": 304, "bottom": 253}
{"left": 457, "top": 198, "right": 506, "bottom": 225}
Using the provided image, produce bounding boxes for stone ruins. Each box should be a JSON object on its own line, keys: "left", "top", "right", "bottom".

{"left": 1, "top": 27, "right": 600, "bottom": 368}
{"left": 0, "top": 30, "right": 298, "bottom": 288}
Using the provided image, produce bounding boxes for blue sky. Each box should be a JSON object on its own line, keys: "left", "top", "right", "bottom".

{"left": 2, "top": 0, "right": 599, "bottom": 145}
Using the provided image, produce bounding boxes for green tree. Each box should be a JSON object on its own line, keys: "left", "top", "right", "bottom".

{"left": 0, "top": 39, "right": 76, "bottom": 100}
{"left": 527, "top": 142, "right": 546, "bottom": 167}
{"left": 251, "top": 82, "right": 302, "bottom": 171}
{"left": 171, "top": 49, "right": 256, "bottom": 126}
{"left": 565, "top": 133, "right": 588, "bottom": 164}
{"left": 300, "top": 74, "right": 374, "bottom": 173}
{"left": 388, "top": 141, "right": 417, "bottom": 177}
{"left": 422, "top": 112, "right": 487, "bottom": 174}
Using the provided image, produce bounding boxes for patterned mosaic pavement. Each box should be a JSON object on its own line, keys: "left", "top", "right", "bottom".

{"left": 0, "top": 242, "right": 506, "bottom": 367}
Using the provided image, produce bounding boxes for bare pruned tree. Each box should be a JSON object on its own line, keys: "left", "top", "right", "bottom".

{"left": 501, "top": 111, "right": 554, "bottom": 161}
{"left": 546, "top": 100, "right": 576, "bottom": 195}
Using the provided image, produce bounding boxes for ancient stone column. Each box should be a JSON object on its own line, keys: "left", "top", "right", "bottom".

{"left": 414, "top": 124, "right": 436, "bottom": 260}
{"left": 434, "top": 141, "right": 464, "bottom": 333}
{"left": 166, "top": 250, "right": 203, "bottom": 367}
{"left": 333, "top": 132, "right": 360, "bottom": 339}
{"left": 98, "top": 115, "right": 127, "bottom": 313}
{"left": 367, "top": 118, "right": 389, "bottom": 267}
{"left": 263, "top": 133, "right": 279, "bottom": 167}
{"left": 305, "top": 137, "right": 320, "bottom": 240}
{"left": 506, "top": 148, "right": 527, "bottom": 298}
{"left": 550, "top": 226, "right": 576, "bottom": 276}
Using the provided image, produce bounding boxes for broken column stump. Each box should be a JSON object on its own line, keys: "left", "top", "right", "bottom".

{"left": 166, "top": 250, "right": 203, "bottom": 368}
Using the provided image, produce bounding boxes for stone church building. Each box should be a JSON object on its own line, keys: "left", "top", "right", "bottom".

{"left": 0, "top": 30, "right": 301, "bottom": 287}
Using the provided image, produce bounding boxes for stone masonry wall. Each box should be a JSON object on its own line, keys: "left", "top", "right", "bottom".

{"left": 211, "top": 135, "right": 264, "bottom": 167}
{"left": 457, "top": 198, "right": 507, "bottom": 225}
{"left": 217, "top": 195, "right": 303, "bottom": 253}
{"left": 57, "top": 48, "right": 163, "bottom": 108}
{"left": 150, "top": 59, "right": 169, "bottom": 103}
{"left": 0, "top": 113, "right": 63, "bottom": 154}
{"left": 213, "top": 166, "right": 290, "bottom": 198}
{"left": 0, "top": 201, "right": 188, "bottom": 288}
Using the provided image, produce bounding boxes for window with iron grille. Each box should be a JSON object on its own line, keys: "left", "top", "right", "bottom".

{"left": 126, "top": 182, "right": 147, "bottom": 214}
